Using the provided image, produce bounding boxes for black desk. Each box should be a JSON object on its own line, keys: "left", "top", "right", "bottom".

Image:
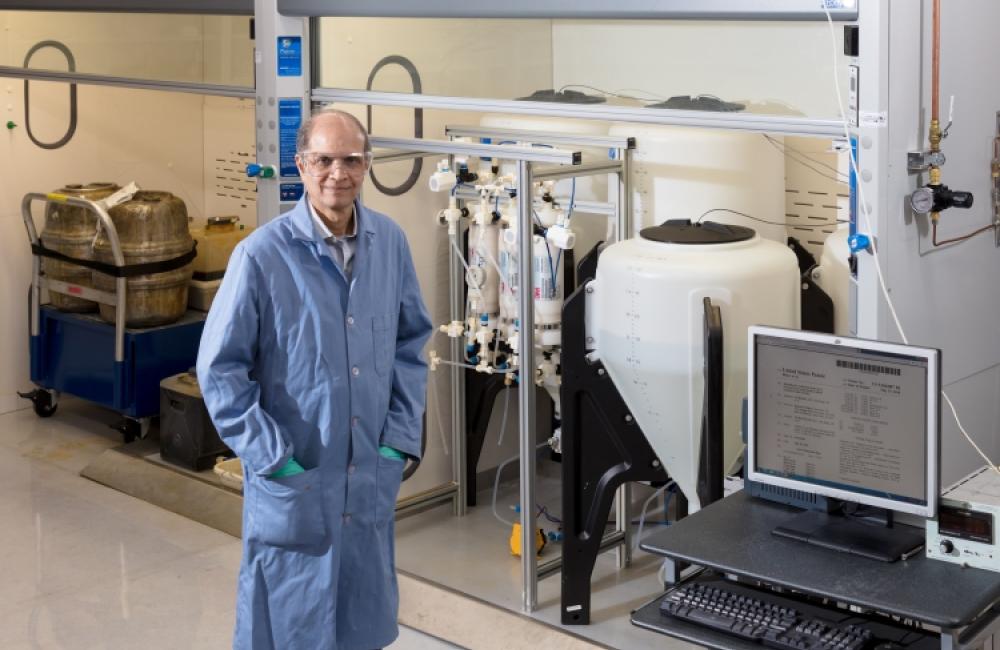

{"left": 632, "top": 492, "right": 1000, "bottom": 648}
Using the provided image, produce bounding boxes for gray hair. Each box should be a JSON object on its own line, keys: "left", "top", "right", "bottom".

{"left": 296, "top": 107, "right": 371, "bottom": 154}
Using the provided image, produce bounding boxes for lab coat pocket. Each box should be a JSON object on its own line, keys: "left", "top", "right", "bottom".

{"left": 372, "top": 314, "right": 392, "bottom": 377}
{"left": 251, "top": 467, "right": 327, "bottom": 549}
{"left": 375, "top": 455, "right": 404, "bottom": 528}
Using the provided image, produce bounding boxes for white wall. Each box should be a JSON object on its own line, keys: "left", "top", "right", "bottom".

{"left": 0, "top": 12, "right": 253, "bottom": 416}
{"left": 879, "top": 0, "right": 1000, "bottom": 485}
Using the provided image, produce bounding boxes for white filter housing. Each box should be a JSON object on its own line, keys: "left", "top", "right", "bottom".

{"left": 814, "top": 225, "right": 852, "bottom": 336}
{"left": 468, "top": 222, "right": 500, "bottom": 314}
{"left": 607, "top": 123, "right": 787, "bottom": 243}
{"left": 593, "top": 222, "right": 800, "bottom": 511}
{"left": 498, "top": 216, "right": 519, "bottom": 333}
{"left": 533, "top": 233, "right": 562, "bottom": 329}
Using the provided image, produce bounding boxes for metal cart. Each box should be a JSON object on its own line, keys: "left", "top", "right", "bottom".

{"left": 20, "top": 192, "right": 205, "bottom": 441}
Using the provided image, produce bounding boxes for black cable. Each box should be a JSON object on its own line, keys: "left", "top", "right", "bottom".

{"left": 23, "top": 40, "right": 78, "bottom": 150}
{"left": 366, "top": 55, "right": 423, "bottom": 196}
{"left": 695, "top": 207, "right": 847, "bottom": 229}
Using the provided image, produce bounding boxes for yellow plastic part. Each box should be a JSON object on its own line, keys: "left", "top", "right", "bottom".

{"left": 509, "top": 522, "right": 546, "bottom": 557}
{"left": 190, "top": 217, "right": 253, "bottom": 276}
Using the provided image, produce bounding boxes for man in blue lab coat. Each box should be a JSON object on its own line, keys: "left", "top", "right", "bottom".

{"left": 197, "top": 108, "right": 433, "bottom": 649}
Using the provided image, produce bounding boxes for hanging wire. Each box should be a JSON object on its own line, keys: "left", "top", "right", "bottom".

{"left": 695, "top": 207, "right": 846, "bottom": 229}
{"left": 762, "top": 135, "right": 848, "bottom": 183}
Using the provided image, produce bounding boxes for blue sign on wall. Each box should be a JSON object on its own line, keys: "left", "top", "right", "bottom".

{"left": 278, "top": 98, "right": 302, "bottom": 178}
{"left": 277, "top": 36, "right": 302, "bottom": 76}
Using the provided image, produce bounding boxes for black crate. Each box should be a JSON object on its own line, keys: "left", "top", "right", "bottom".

{"left": 159, "top": 373, "right": 230, "bottom": 471}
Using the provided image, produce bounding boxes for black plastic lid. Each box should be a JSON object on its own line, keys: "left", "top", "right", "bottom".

{"left": 640, "top": 219, "right": 756, "bottom": 244}
{"left": 646, "top": 95, "right": 745, "bottom": 112}
{"left": 515, "top": 88, "right": 606, "bottom": 104}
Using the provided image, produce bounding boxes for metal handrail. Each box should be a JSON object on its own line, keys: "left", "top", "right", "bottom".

{"left": 22, "top": 192, "right": 129, "bottom": 362}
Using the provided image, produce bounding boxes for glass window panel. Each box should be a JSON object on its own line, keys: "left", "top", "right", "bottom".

{"left": 0, "top": 11, "right": 253, "bottom": 87}
{"left": 4, "top": 86, "right": 255, "bottom": 226}
{"left": 317, "top": 17, "right": 851, "bottom": 121}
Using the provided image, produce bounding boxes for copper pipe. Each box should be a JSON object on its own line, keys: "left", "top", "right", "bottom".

{"left": 932, "top": 0, "right": 941, "bottom": 124}
{"left": 932, "top": 219, "right": 997, "bottom": 247}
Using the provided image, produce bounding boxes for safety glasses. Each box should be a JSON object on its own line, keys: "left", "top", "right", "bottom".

{"left": 297, "top": 151, "right": 372, "bottom": 177}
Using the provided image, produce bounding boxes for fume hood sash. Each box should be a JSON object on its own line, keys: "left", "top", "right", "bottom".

{"left": 313, "top": 88, "right": 846, "bottom": 139}
{"left": 0, "top": 66, "right": 254, "bottom": 99}
{"left": 278, "top": 0, "right": 857, "bottom": 20}
{"left": 0, "top": 0, "right": 252, "bottom": 13}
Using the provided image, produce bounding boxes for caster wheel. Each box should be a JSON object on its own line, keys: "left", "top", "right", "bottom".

{"left": 113, "top": 417, "right": 150, "bottom": 443}
{"left": 18, "top": 389, "right": 58, "bottom": 418}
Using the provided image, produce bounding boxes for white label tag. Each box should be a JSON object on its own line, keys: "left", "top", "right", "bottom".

{"left": 859, "top": 111, "right": 888, "bottom": 128}
{"left": 99, "top": 182, "right": 140, "bottom": 211}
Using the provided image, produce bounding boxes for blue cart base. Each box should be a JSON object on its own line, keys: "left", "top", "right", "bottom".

{"left": 30, "top": 307, "right": 206, "bottom": 419}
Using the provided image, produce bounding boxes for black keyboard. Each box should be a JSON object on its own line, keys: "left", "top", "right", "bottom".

{"left": 661, "top": 580, "right": 877, "bottom": 650}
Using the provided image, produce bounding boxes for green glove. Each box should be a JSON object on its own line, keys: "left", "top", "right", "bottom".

{"left": 269, "top": 457, "right": 305, "bottom": 478}
{"left": 378, "top": 445, "right": 406, "bottom": 461}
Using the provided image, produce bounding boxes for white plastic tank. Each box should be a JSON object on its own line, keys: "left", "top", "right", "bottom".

{"left": 593, "top": 220, "right": 800, "bottom": 511}
{"left": 608, "top": 123, "right": 787, "bottom": 243}
{"left": 813, "top": 224, "right": 853, "bottom": 336}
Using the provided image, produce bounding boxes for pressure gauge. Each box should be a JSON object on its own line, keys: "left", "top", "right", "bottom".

{"left": 910, "top": 187, "right": 935, "bottom": 214}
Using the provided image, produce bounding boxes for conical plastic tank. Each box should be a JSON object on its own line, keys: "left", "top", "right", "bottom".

{"left": 593, "top": 220, "right": 800, "bottom": 510}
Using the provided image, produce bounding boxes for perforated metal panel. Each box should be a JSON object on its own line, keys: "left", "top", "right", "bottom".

{"left": 203, "top": 96, "right": 256, "bottom": 222}
{"left": 782, "top": 136, "right": 849, "bottom": 259}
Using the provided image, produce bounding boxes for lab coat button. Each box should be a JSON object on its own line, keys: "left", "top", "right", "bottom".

{"left": 347, "top": 315, "right": 355, "bottom": 326}
{"left": 351, "top": 366, "right": 360, "bottom": 376}
{"left": 351, "top": 416, "right": 360, "bottom": 427}
{"left": 343, "top": 514, "right": 352, "bottom": 524}
{"left": 348, "top": 464, "right": 356, "bottom": 474}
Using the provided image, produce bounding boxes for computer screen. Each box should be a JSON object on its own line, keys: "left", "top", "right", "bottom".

{"left": 747, "top": 327, "right": 940, "bottom": 519}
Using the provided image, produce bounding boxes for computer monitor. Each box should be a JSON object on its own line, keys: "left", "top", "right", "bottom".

{"left": 747, "top": 327, "right": 941, "bottom": 560}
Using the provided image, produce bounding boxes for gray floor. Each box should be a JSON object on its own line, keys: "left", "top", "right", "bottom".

{"left": 395, "top": 460, "right": 695, "bottom": 649}
{"left": 0, "top": 398, "right": 459, "bottom": 649}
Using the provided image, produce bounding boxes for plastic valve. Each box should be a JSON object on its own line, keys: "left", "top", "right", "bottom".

{"left": 848, "top": 233, "right": 871, "bottom": 254}
{"left": 246, "top": 163, "right": 276, "bottom": 179}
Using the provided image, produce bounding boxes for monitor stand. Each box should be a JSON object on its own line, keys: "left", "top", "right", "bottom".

{"left": 771, "top": 509, "right": 925, "bottom": 562}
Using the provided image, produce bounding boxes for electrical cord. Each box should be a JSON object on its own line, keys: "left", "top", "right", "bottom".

{"left": 496, "top": 384, "right": 512, "bottom": 448}
{"left": 492, "top": 442, "right": 549, "bottom": 527}
{"left": 822, "top": 7, "right": 1000, "bottom": 475}
{"left": 566, "top": 177, "right": 577, "bottom": 221}
{"left": 427, "top": 371, "right": 450, "bottom": 456}
{"left": 763, "top": 135, "right": 848, "bottom": 183}
{"left": 695, "top": 207, "right": 846, "bottom": 229}
{"left": 634, "top": 482, "right": 674, "bottom": 552}
{"left": 557, "top": 83, "right": 664, "bottom": 103}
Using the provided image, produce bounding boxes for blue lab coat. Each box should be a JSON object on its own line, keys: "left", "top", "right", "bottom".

{"left": 197, "top": 196, "right": 432, "bottom": 650}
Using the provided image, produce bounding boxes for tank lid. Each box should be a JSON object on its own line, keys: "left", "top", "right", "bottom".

{"left": 645, "top": 95, "right": 745, "bottom": 112}
{"left": 640, "top": 219, "right": 756, "bottom": 244}
{"left": 515, "top": 88, "right": 606, "bottom": 104}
